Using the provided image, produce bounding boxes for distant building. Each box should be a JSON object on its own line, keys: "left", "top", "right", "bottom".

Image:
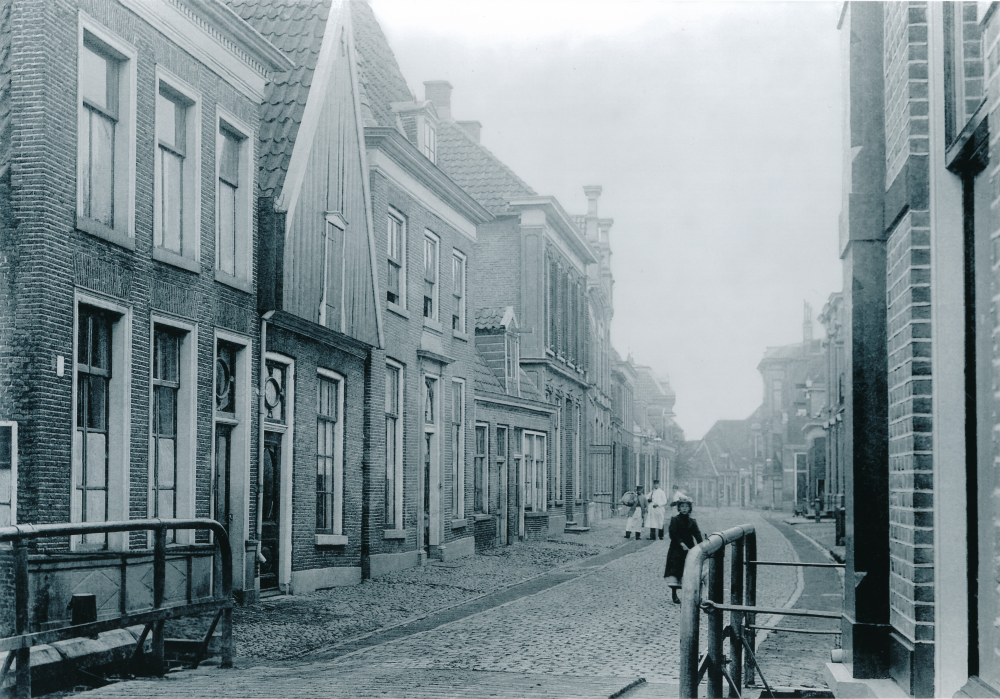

{"left": 818, "top": 291, "right": 845, "bottom": 532}
{"left": 630, "top": 361, "right": 680, "bottom": 498}
{"left": 609, "top": 349, "right": 637, "bottom": 513}
{"left": 755, "top": 308, "right": 826, "bottom": 513}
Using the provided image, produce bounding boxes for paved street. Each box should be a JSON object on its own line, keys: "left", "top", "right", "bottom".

{"left": 78, "top": 508, "right": 799, "bottom": 699}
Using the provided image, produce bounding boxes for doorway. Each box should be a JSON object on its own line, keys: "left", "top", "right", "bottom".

{"left": 260, "top": 432, "right": 281, "bottom": 592}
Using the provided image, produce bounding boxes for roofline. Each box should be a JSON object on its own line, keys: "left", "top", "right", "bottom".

{"left": 364, "top": 127, "right": 494, "bottom": 226}
{"left": 508, "top": 196, "right": 598, "bottom": 264}
{"left": 184, "top": 0, "right": 294, "bottom": 72}
{"left": 473, "top": 392, "right": 557, "bottom": 415}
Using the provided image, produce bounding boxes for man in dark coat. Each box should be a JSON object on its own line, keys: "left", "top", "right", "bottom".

{"left": 663, "top": 492, "right": 703, "bottom": 604}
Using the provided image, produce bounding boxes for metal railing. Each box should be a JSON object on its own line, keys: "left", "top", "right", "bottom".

{"left": 0, "top": 518, "right": 234, "bottom": 699}
{"left": 678, "top": 523, "right": 844, "bottom": 698}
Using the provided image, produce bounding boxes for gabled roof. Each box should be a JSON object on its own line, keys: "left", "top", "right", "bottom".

{"left": 436, "top": 120, "right": 536, "bottom": 216}
{"left": 228, "top": 0, "right": 333, "bottom": 200}
{"left": 475, "top": 306, "right": 517, "bottom": 331}
{"left": 349, "top": 0, "right": 414, "bottom": 128}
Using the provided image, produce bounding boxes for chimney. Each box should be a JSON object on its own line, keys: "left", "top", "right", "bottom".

{"left": 457, "top": 120, "right": 481, "bottom": 143}
{"left": 423, "top": 80, "right": 452, "bottom": 121}
{"left": 803, "top": 301, "right": 813, "bottom": 342}
{"left": 583, "top": 185, "right": 602, "bottom": 216}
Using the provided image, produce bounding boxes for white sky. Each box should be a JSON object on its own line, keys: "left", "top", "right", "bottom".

{"left": 369, "top": 0, "right": 845, "bottom": 439}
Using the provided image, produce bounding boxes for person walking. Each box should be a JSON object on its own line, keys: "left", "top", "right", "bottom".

{"left": 663, "top": 492, "right": 703, "bottom": 604}
{"left": 624, "top": 485, "right": 647, "bottom": 540}
{"left": 645, "top": 479, "right": 668, "bottom": 540}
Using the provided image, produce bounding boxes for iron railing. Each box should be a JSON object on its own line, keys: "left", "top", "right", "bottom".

{"left": 677, "top": 523, "right": 844, "bottom": 698}
{"left": 0, "top": 518, "right": 234, "bottom": 699}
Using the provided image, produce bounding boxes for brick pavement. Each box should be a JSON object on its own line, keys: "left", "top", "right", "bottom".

{"left": 746, "top": 517, "right": 843, "bottom": 694}
{"left": 76, "top": 508, "right": 799, "bottom": 699}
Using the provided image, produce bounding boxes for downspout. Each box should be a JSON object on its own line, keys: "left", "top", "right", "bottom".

{"left": 256, "top": 311, "right": 275, "bottom": 566}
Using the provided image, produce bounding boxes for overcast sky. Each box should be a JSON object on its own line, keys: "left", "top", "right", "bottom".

{"left": 368, "top": 0, "right": 845, "bottom": 440}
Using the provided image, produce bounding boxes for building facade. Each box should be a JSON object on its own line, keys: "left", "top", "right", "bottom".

{"left": 831, "top": 3, "right": 1000, "bottom": 696}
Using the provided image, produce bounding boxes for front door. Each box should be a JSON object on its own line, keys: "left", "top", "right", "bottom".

{"left": 214, "top": 424, "right": 232, "bottom": 534}
{"left": 260, "top": 432, "right": 281, "bottom": 591}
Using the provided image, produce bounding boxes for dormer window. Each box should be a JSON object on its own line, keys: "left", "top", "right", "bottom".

{"left": 505, "top": 332, "right": 520, "bottom": 396}
{"left": 422, "top": 120, "right": 436, "bottom": 163}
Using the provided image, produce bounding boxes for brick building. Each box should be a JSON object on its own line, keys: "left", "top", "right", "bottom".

{"left": 0, "top": 0, "right": 290, "bottom": 628}
{"left": 630, "top": 361, "right": 679, "bottom": 498}
{"left": 426, "top": 82, "right": 601, "bottom": 538}
{"left": 755, "top": 312, "right": 826, "bottom": 513}
{"left": 830, "top": 3, "right": 1000, "bottom": 696}
{"left": 609, "top": 349, "right": 636, "bottom": 513}
{"left": 818, "top": 291, "right": 845, "bottom": 532}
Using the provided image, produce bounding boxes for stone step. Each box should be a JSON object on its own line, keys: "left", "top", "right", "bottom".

{"left": 564, "top": 525, "right": 591, "bottom": 533}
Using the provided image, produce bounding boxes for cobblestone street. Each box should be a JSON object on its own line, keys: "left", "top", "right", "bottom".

{"left": 76, "top": 508, "right": 804, "bottom": 698}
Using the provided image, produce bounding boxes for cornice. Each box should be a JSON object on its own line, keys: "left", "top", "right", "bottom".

{"left": 267, "top": 310, "right": 371, "bottom": 359}
{"left": 365, "top": 127, "right": 493, "bottom": 228}
{"left": 508, "top": 196, "right": 597, "bottom": 264}
{"left": 181, "top": 0, "right": 294, "bottom": 72}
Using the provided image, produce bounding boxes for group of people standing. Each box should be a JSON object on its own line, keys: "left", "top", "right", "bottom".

{"left": 619, "top": 481, "right": 704, "bottom": 604}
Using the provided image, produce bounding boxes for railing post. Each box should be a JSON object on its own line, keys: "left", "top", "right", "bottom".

{"left": 151, "top": 527, "right": 166, "bottom": 676}
{"left": 678, "top": 546, "right": 706, "bottom": 698}
{"left": 217, "top": 521, "right": 234, "bottom": 669}
{"left": 13, "top": 540, "right": 30, "bottom": 699}
{"left": 744, "top": 530, "right": 757, "bottom": 685}
{"left": 707, "top": 546, "right": 724, "bottom": 699}
{"left": 730, "top": 535, "right": 745, "bottom": 696}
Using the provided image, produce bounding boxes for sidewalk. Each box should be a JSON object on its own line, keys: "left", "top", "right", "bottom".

{"left": 781, "top": 516, "right": 845, "bottom": 563}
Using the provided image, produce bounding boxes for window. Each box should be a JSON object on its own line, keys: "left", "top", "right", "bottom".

{"left": 524, "top": 432, "right": 546, "bottom": 511}
{"left": 214, "top": 338, "right": 245, "bottom": 541}
{"left": 495, "top": 427, "right": 507, "bottom": 516}
{"left": 451, "top": 379, "right": 465, "bottom": 518}
{"left": 385, "top": 362, "right": 403, "bottom": 528}
{"left": 387, "top": 212, "right": 405, "bottom": 307}
{"left": 772, "top": 379, "right": 783, "bottom": 410}
{"left": 216, "top": 114, "right": 252, "bottom": 286}
{"left": 320, "top": 216, "right": 346, "bottom": 328}
{"left": 505, "top": 333, "right": 520, "bottom": 396}
{"left": 154, "top": 75, "right": 199, "bottom": 266}
{"left": 452, "top": 251, "right": 466, "bottom": 332}
{"left": 316, "top": 373, "right": 344, "bottom": 534}
{"left": 423, "top": 232, "right": 439, "bottom": 320}
{"left": 548, "top": 259, "right": 558, "bottom": 352}
{"left": 152, "top": 328, "right": 180, "bottom": 538}
{"left": 422, "top": 120, "right": 437, "bottom": 163}
{"left": 474, "top": 424, "right": 487, "bottom": 514}
{"left": 0, "top": 423, "right": 16, "bottom": 527}
{"left": 77, "top": 23, "right": 135, "bottom": 245}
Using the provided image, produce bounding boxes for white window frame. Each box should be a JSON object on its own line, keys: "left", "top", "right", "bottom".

{"left": 385, "top": 359, "right": 404, "bottom": 531}
{"left": 148, "top": 315, "right": 198, "bottom": 545}
{"left": 77, "top": 14, "right": 137, "bottom": 249}
{"left": 316, "top": 367, "right": 346, "bottom": 542}
{"left": 154, "top": 67, "right": 201, "bottom": 271}
{"left": 0, "top": 422, "right": 17, "bottom": 528}
{"left": 451, "top": 250, "right": 466, "bottom": 334}
{"left": 423, "top": 373, "right": 441, "bottom": 547}
{"left": 524, "top": 431, "right": 547, "bottom": 513}
{"left": 423, "top": 230, "right": 440, "bottom": 322}
{"left": 319, "top": 212, "right": 347, "bottom": 330}
{"left": 71, "top": 292, "right": 132, "bottom": 551}
{"left": 451, "top": 378, "right": 465, "bottom": 520}
{"left": 422, "top": 118, "right": 437, "bottom": 163}
{"left": 387, "top": 209, "right": 407, "bottom": 311}
{"left": 474, "top": 422, "right": 489, "bottom": 514}
{"left": 215, "top": 107, "right": 253, "bottom": 291}
{"left": 505, "top": 332, "right": 520, "bottom": 396}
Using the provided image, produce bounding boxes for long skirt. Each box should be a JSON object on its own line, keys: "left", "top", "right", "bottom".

{"left": 663, "top": 543, "right": 688, "bottom": 587}
{"left": 645, "top": 505, "right": 666, "bottom": 531}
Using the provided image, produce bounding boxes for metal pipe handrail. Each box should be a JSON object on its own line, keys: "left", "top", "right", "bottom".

{"left": 0, "top": 518, "right": 234, "bottom": 699}
{"left": 701, "top": 601, "right": 841, "bottom": 619}
{"left": 752, "top": 560, "right": 844, "bottom": 568}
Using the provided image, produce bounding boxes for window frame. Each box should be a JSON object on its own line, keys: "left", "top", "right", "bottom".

{"left": 505, "top": 332, "right": 520, "bottom": 396}
{"left": 316, "top": 368, "right": 345, "bottom": 537}
{"left": 387, "top": 209, "right": 407, "bottom": 310}
{"left": 72, "top": 293, "right": 131, "bottom": 551}
{"left": 148, "top": 316, "right": 197, "bottom": 545}
{"left": 214, "top": 108, "right": 254, "bottom": 291}
{"left": 76, "top": 15, "right": 137, "bottom": 250}
{"left": 451, "top": 250, "right": 466, "bottom": 334}
{"left": 422, "top": 119, "right": 437, "bottom": 163}
{"left": 451, "top": 378, "right": 465, "bottom": 520}
{"left": 474, "top": 423, "right": 488, "bottom": 514}
{"left": 0, "top": 422, "right": 17, "bottom": 529}
{"left": 153, "top": 68, "right": 201, "bottom": 272}
{"left": 423, "top": 231, "right": 440, "bottom": 322}
{"left": 385, "top": 359, "right": 404, "bottom": 530}
{"left": 524, "top": 431, "right": 547, "bottom": 512}
{"left": 320, "top": 213, "right": 347, "bottom": 330}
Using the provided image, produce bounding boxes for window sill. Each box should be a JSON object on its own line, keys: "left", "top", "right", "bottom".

{"left": 383, "top": 529, "right": 407, "bottom": 540}
{"left": 215, "top": 269, "right": 252, "bottom": 294}
{"left": 450, "top": 518, "right": 468, "bottom": 529}
{"left": 423, "top": 317, "right": 443, "bottom": 334}
{"left": 76, "top": 215, "right": 135, "bottom": 251}
{"left": 452, "top": 329, "right": 469, "bottom": 342}
{"left": 315, "top": 534, "right": 348, "bottom": 546}
{"left": 153, "top": 247, "right": 200, "bottom": 274}
{"left": 387, "top": 302, "right": 409, "bottom": 319}
{"left": 472, "top": 513, "right": 492, "bottom": 522}
{"left": 554, "top": 500, "right": 565, "bottom": 506}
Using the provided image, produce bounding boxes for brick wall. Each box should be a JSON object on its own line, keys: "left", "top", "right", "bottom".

{"left": 884, "top": 2, "right": 929, "bottom": 190}
{"left": 886, "top": 210, "right": 934, "bottom": 645}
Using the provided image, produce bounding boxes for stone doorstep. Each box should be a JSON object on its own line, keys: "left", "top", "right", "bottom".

{"left": 823, "top": 661, "right": 908, "bottom": 699}
{"left": 0, "top": 626, "right": 147, "bottom": 693}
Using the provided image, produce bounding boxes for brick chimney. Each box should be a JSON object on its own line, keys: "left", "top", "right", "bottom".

{"left": 423, "top": 80, "right": 452, "bottom": 121}
{"left": 457, "top": 120, "right": 481, "bottom": 143}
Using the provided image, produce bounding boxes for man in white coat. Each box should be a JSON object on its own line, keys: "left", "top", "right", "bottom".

{"left": 646, "top": 479, "right": 668, "bottom": 540}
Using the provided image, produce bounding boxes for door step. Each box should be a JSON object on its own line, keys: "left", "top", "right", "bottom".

{"left": 564, "top": 525, "right": 590, "bottom": 533}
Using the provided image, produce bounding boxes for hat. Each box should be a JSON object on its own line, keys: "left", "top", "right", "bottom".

{"left": 671, "top": 491, "right": 692, "bottom": 507}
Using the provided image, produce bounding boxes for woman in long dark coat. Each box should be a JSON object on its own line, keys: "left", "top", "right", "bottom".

{"left": 663, "top": 492, "right": 703, "bottom": 604}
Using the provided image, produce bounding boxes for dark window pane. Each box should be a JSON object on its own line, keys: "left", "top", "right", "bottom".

{"left": 87, "top": 375, "right": 107, "bottom": 430}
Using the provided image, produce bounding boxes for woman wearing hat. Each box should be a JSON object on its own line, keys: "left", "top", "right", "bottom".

{"left": 663, "top": 492, "right": 703, "bottom": 604}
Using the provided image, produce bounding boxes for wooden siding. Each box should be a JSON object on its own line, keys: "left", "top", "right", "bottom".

{"left": 281, "top": 32, "right": 379, "bottom": 347}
